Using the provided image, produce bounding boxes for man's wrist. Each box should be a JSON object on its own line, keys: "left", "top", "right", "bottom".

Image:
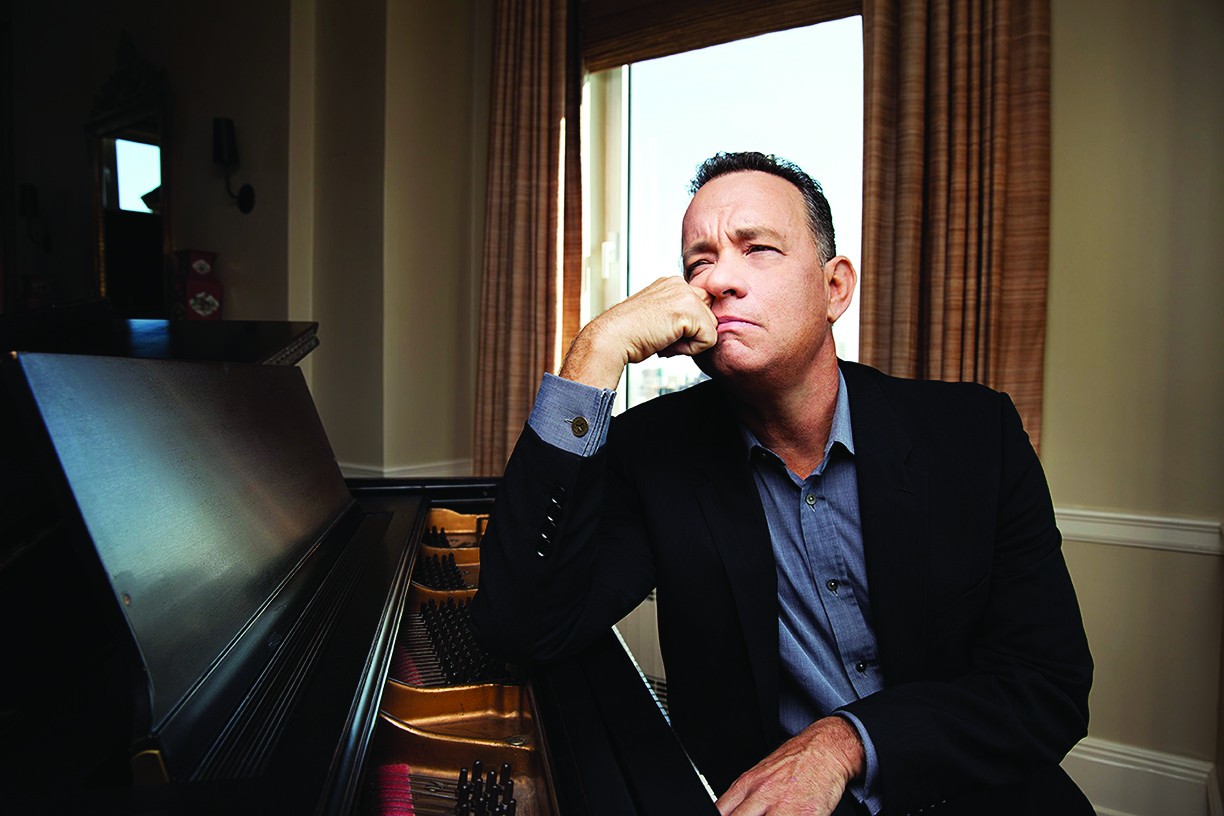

{"left": 812, "top": 715, "right": 865, "bottom": 783}
{"left": 833, "top": 710, "right": 882, "bottom": 814}
{"left": 559, "top": 321, "right": 627, "bottom": 391}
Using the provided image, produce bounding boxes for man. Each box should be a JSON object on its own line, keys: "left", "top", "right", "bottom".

{"left": 471, "top": 152, "right": 1093, "bottom": 815}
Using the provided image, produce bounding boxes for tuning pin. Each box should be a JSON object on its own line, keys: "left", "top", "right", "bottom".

{"left": 485, "top": 768, "right": 499, "bottom": 801}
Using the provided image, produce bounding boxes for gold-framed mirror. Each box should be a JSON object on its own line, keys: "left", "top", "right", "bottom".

{"left": 85, "top": 32, "right": 172, "bottom": 318}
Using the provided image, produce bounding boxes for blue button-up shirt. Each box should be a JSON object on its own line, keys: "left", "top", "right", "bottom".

{"left": 741, "top": 370, "right": 882, "bottom": 813}
{"left": 529, "top": 371, "right": 882, "bottom": 812}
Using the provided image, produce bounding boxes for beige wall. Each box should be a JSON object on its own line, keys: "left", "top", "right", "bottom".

{"left": 9, "top": 0, "right": 291, "bottom": 318}
{"left": 1046, "top": 0, "right": 1224, "bottom": 770}
{"left": 382, "top": 0, "right": 490, "bottom": 473}
{"left": 165, "top": 1, "right": 292, "bottom": 319}
{"left": 289, "top": 0, "right": 490, "bottom": 473}
{"left": 302, "top": 0, "right": 389, "bottom": 467}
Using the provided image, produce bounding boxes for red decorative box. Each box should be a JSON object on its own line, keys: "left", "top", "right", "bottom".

{"left": 174, "top": 250, "right": 222, "bottom": 320}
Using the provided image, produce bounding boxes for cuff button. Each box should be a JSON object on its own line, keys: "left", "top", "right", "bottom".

{"left": 569, "top": 416, "right": 589, "bottom": 438}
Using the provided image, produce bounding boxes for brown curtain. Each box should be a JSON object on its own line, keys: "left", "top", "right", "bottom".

{"left": 860, "top": 0, "right": 1052, "bottom": 449}
{"left": 474, "top": 0, "right": 583, "bottom": 475}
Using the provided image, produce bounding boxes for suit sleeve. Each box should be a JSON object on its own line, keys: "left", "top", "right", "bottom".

{"left": 470, "top": 418, "right": 657, "bottom": 664}
{"left": 839, "top": 392, "right": 1093, "bottom": 813}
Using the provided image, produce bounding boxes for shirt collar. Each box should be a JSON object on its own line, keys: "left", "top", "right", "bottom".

{"left": 739, "top": 368, "right": 856, "bottom": 470}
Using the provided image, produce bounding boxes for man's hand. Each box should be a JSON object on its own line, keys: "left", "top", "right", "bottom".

{"left": 559, "top": 276, "right": 717, "bottom": 390}
{"left": 716, "top": 716, "right": 866, "bottom": 816}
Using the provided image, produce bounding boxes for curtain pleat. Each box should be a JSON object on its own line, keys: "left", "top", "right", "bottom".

{"left": 474, "top": 0, "right": 583, "bottom": 475}
{"left": 861, "top": 0, "right": 1051, "bottom": 449}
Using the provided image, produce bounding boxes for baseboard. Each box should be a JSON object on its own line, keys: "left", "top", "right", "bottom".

{"left": 337, "top": 462, "right": 383, "bottom": 478}
{"left": 1055, "top": 507, "right": 1223, "bottom": 557}
{"left": 338, "top": 458, "right": 472, "bottom": 479}
{"left": 1062, "top": 736, "right": 1216, "bottom": 816}
{"left": 382, "top": 459, "right": 472, "bottom": 478}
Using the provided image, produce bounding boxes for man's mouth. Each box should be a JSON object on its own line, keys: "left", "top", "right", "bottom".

{"left": 717, "top": 315, "right": 755, "bottom": 330}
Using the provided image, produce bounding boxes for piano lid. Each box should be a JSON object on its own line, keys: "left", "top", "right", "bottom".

{"left": 0, "top": 301, "right": 320, "bottom": 365}
{"left": 10, "top": 352, "right": 352, "bottom": 729}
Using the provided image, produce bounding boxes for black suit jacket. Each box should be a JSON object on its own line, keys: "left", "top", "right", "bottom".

{"left": 472, "top": 361, "right": 1093, "bottom": 815}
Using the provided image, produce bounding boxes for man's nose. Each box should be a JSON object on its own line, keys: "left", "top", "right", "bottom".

{"left": 697, "top": 257, "right": 746, "bottom": 299}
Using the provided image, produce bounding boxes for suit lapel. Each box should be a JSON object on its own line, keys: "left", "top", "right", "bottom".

{"left": 684, "top": 384, "right": 781, "bottom": 739}
{"left": 840, "top": 362, "right": 931, "bottom": 683}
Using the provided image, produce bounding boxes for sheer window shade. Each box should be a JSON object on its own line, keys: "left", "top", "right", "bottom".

{"left": 582, "top": 0, "right": 861, "bottom": 72}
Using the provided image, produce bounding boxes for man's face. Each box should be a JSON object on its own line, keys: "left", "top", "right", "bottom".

{"left": 680, "top": 170, "right": 846, "bottom": 388}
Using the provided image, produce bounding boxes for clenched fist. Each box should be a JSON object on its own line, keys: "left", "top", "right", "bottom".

{"left": 559, "top": 276, "right": 717, "bottom": 390}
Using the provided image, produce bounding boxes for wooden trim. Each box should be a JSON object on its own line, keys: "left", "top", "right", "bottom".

{"left": 1063, "top": 736, "right": 1217, "bottom": 816}
{"left": 582, "top": 0, "right": 861, "bottom": 72}
{"left": 1055, "top": 507, "right": 1223, "bottom": 557}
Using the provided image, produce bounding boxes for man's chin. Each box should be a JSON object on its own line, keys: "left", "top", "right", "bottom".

{"left": 694, "top": 347, "right": 760, "bottom": 383}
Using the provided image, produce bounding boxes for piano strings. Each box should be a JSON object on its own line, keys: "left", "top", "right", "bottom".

{"left": 370, "top": 761, "right": 518, "bottom": 816}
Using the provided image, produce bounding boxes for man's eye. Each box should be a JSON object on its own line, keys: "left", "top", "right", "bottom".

{"left": 747, "top": 244, "right": 778, "bottom": 255}
{"left": 685, "top": 260, "right": 710, "bottom": 279}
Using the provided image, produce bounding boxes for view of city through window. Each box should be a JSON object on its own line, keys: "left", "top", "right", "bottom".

{"left": 620, "top": 17, "right": 864, "bottom": 408}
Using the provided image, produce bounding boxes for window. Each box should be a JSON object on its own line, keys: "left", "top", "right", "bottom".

{"left": 583, "top": 17, "right": 864, "bottom": 411}
{"left": 113, "top": 138, "right": 161, "bottom": 214}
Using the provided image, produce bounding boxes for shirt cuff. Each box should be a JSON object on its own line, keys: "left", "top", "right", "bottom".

{"left": 835, "top": 710, "right": 883, "bottom": 815}
{"left": 527, "top": 372, "right": 616, "bottom": 457}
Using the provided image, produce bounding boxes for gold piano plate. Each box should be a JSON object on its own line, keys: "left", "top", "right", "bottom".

{"left": 424, "top": 507, "right": 489, "bottom": 549}
{"left": 380, "top": 680, "right": 530, "bottom": 739}
{"left": 409, "top": 583, "right": 478, "bottom": 605}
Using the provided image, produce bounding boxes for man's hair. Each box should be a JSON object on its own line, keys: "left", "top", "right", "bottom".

{"left": 689, "top": 152, "right": 836, "bottom": 264}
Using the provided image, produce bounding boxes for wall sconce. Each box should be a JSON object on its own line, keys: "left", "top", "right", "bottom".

{"left": 212, "top": 117, "right": 255, "bottom": 214}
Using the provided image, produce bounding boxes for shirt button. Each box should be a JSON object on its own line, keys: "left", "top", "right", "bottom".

{"left": 570, "top": 416, "right": 589, "bottom": 437}
{"left": 826, "top": 579, "right": 839, "bottom": 593}
{"left": 855, "top": 661, "right": 867, "bottom": 674}
{"left": 805, "top": 494, "right": 816, "bottom": 506}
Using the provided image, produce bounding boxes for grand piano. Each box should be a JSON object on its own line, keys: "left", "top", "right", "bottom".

{"left": 0, "top": 348, "right": 718, "bottom": 815}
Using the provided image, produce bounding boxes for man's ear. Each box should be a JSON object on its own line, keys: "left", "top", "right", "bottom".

{"left": 825, "top": 256, "right": 857, "bottom": 324}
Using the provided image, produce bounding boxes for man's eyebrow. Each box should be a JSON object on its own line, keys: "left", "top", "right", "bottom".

{"left": 682, "top": 238, "right": 717, "bottom": 263}
{"left": 682, "top": 226, "right": 786, "bottom": 261}
{"left": 730, "top": 225, "right": 785, "bottom": 244}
